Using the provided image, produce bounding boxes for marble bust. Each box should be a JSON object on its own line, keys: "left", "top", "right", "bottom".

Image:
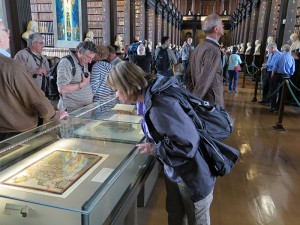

{"left": 254, "top": 40, "right": 261, "bottom": 56}
{"left": 114, "top": 34, "right": 124, "bottom": 52}
{"left": 266, "top": 36, "right": 275, "bottom": 57}
{"left": 245, "top": 42, "right": 252, "bottom": 55}
{"left": 239, "top": 43, "right": 245, "bottom": 54}
{"left": 290, "top": 33, "right": 300, "bottom": 51}
{"left": 22, "top": 21, "right": 38, "bottom": 41}
{"left": 84, "top": 31, "right": 94, "bottom": 42}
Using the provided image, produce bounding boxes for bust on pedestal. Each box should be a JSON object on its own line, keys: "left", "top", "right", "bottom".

{"left": 290, "top": 33, "right": 300, "bottom": 51}
{"left": 239, "top": 43, "right": 245, "bottom": 54}
{"left": 290, "top": 33, "right": 300, "bottom": 59}
{"left": 84, "top": 31, "right": 94, "bottom": 42}
{"left": 266, "top": 36, "right": 275, "bottom": 57}
{"left": 114, "top": 34, "right": 124, "bottom": 52}
{"left": 245, "top": 42, "right": 252, "bottom": 55}
{"left": 254, "top": 40, "right": 261, "bottom": 56}
{"left": 22, "top": 21, "right": 38, "bottom": 41}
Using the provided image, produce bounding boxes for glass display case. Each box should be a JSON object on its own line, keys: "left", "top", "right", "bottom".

{"left": 0, "top": 100, "right": 157, "bottom": 225}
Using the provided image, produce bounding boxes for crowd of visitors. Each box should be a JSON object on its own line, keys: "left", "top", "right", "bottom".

{"left": 0, "top": 11, "right": 296, "bottom": 225}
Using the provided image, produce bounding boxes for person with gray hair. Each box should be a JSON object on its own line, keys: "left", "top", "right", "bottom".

{"left": 259, "top": 42, "right": 282, "bottom": 104}
{"left": 129, "top": 41, "right": 152, "bottom": 73}
{"left": 107, "top": 45, "right": 122, "bottom": 67}
{"left": 15, "top": 32, "right": 50, "bottom": 95}
{"left": 186, "top": 14, "right": 225, "bottom": 106}
{"left": 56, "top": 41, "right": 97, "bottom": 112}
{"left": 269, "top": 44, "right": 295, "bottom": 112}
{"left": 0, "top": 20, "right": 68, "bottom": 141}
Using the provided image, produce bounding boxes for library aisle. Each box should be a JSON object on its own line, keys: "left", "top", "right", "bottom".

{"left": 137, "top": 76, "right": 300, "bottom": 225}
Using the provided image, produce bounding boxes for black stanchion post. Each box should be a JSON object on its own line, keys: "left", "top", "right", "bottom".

{"left": 252, "top": 68, "right": 260, "bottom": 102}
{"left": 273, "top": 78, "right": 288, "bottom": 131}
{"left": 242, "top": 61, "right": 246, "bottom": 88}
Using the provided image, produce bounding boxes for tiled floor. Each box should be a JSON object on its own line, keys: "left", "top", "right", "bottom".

{"left": 137, "top": 76, "right": 300, "bottom": 225}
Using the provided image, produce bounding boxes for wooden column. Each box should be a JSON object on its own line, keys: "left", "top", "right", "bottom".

{"left": 4, "top": 0, "right": 31, "bottom": 56}
{"left": 102, "top": 0, "right": 111, "bottom": 45}
{"left": 282, "top": 0, "right": 298, "bottom": 45}
{"left": 276, "top": 0, "right": 289, "bottom": 48}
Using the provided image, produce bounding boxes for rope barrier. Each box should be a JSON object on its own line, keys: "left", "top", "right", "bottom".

{"left": 289, "top": 79, "right": 300, "bottom": 92}
{"left": 251, "top": 62, "right": 258, "bottom": 69}
{"left": 266, "top": 81, "right": 284, "bottom": 99}
{"left": 244, "top": 64, "right": 260, "bottom": 76}
{"left": 286, "top": 81, "right": 300, "bottom": 107}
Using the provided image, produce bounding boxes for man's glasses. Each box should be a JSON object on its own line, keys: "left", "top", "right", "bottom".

{"left": 0, "top": 29, "right": 10, "bottom": 34}
{"left": 35, "top": 41, "right": 45, "bottom": 45}
{"left": 84, "top": 53, "right": 93, "bottom": 61}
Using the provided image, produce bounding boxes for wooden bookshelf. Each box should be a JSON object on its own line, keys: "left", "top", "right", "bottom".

{"left": 30, "top": 0, "right": 54, "bottom": 47}
{"left": 87, "top": 0, "right": 103, "bottom": 45}
{"left": 147, "top": 6, "right": 155, "bottom": 51}
{"left": 135, "top": 0, "right": 141, "bottom": 40}
{"left": 268, "top": 0, "right": 281, "bottom": 37}
{"left": 294, "top": 2, "right": 300, "bottom": 34}
{"left": 116, "top": 0, "right": 125, "bottom": 43}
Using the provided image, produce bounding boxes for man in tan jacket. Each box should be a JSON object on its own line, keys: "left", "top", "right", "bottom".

{"left": 15, "top": 32, "right": 50, "bottom": 95}
{"left": 0, "top": 19, "right": 67, "bottom": 141}
{"left": 186, "top": 14, "right": 225, "bottom": 107}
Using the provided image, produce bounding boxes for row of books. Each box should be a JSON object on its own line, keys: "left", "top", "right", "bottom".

{"left": 88, "top": 29, "right": 102, "bottom": 36}
{"left": 41, "top": 34, "right": 54, "bottom": 46}
{"left": 31, "top": 3, "right": 52, "bottom": 12}
{"left": 88, "top": 21, "right": 103, "bottom": 29}
{"left": 38, "top": 21, "right": 53, "bottom": 33}
{"left": 88, "top": 15, "right": 103, "bottom": 21}
{"left": 30, "top": 0, "right": 51, "bottom": 4}
{"left": 87, "top": 8, "right": 102, "bottom": 14}
{"left": 42, "top": 47, "right": 69, "bottom": 58}
{"left": 87, "top": 1, "right": 102, "bottom": 8}
{"left": 32, "top": 12, "right": 53, "bottom": 21}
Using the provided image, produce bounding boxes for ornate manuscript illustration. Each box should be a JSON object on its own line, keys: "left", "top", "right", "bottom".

{"left": 55, "top": 0, "right": 80, "bottom": 41}
{"left": 2, "top": 150, "right": 102, "bottom": 194}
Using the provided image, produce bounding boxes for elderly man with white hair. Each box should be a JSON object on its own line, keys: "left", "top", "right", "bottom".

{"left": 269, "top": 44, "right": 295, "bottom": 112}
{"left": 186, "top": 14, "right": 225, "bottom": 107}
{"left": 260, "top": 42, "right": 282, "bottom": 104}
{"left": 129, "top": 41, "right": 152, "bottom": 73}
{"left": 15, "top": 32, "right": 50, "bottom": 95}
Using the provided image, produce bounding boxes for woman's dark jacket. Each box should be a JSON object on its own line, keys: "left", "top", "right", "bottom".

{"left": 143, "top": 76, "right": 216, "bottom": 202}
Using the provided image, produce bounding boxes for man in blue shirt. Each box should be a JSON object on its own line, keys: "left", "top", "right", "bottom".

{"left": 260, "top": 43, "right": 282, "bottom": 104}
{"left": 269, "top": 44, "right": 295, "bottom": 112}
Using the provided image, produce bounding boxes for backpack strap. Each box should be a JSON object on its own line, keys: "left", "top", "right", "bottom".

{"left": 63, "top": 55, "right": 76, "bottom": 76}
{"left": 26, "top": 48, "right": 44, "bottom": 68}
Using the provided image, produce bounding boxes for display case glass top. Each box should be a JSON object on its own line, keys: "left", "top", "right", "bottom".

{"left": 0, "top": 100, "right": 148, "bottom": 225}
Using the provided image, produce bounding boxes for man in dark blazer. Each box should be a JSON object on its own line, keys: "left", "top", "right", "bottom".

{"left": 186, "top": 14, "right": 225, "bottom": 107}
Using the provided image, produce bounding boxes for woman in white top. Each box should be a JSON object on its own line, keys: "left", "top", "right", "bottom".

{"left": 227, "top": 46, "right": 242, "bottom": 93}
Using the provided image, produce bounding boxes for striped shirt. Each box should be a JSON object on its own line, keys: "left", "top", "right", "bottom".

{"left": 91, "top": 60, "right": 115, "bottom": 103}
{"left": 56, "top": 51, "right": 93, "bottom": 112}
